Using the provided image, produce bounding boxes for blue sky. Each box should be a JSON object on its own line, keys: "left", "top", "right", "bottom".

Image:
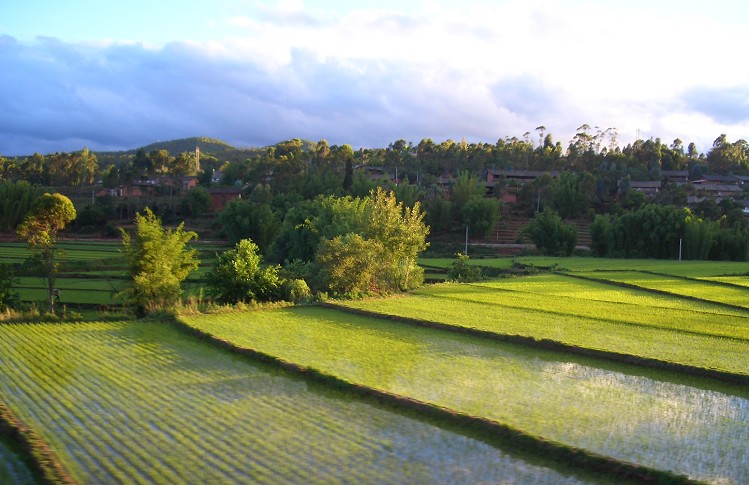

{"left": 1, "top": 0, "right": 748, "bottom": 155}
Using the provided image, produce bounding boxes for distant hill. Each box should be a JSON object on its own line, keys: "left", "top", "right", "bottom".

{"left": 94, "top": 137, "right": 269, "bottom": 165}
{"left": 7, "top": 137, "right": 318, "bottom": 165}
{"left": 133, "top": 137, "right": 237, "bottom": 156}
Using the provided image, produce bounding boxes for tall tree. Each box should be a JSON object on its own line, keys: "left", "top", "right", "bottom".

{"left": 364, "top": 187, "right": 429, "bottom": 290}
{"left": 120, "top": 208, "right": 199, "bottom": 315}
{"left": 16, "top": 193, "right": 76, "bottom": 314}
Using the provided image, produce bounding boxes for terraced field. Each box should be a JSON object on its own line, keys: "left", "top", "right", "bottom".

{"left": 0, "top": 321, "right": 595, "bottom": 484}
{"left": 182, "top": 306, "right": 749, "bottom": 484}
{"left": 4, "top": 249, "right": 749, "bottom": 484}
{"left": 339, "top": 276, "right": 749, "bottom": 376}
{"left": 0, "top": 241, "right": 218, "bottom": 307}
{"left": 423, "top": 256, "right": 749, "bottom": 275}
{"left": 576, "top": 270, "right": 749, "bottom": 309}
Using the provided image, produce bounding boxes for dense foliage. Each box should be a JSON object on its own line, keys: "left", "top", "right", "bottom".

{"left": 0, "top": 180, "right": 41, "bottom": 232}
{"left": 120, "top": 208, "right": 199, "bottom": 314}
{"left": 4, "top": 129, "right": 749, "bottom": 263}
{"left": 206, "top": 239, "right": 282, "bottom": 304}
{"left": 0, "top": 263, "right": 19, "bottom": 311}
{"left": 446, "top": 253, "right": 483, "bottom": 282}
{"left": 590, "top": 204, "right": 749, "bottom": 260}
{"left": 522, "top": 208, "right": 577, "bottom": 256}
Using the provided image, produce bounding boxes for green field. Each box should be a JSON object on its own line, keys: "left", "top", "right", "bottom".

{"left": 0, "top": 321, "right": 596, "bottom": 484}
{"left": 3, "top": 245, "right": 749, "bottom": 483}
{"left": 0, "top": 240, "right": 217, "bottom": 307}
{"left": 339, "top": 276, "right": 749, "bottom": 376}
{"left": 181, "top": 306, "right": 749, "bottom": 484}
{"left": 421, "top": 255, "right": 749, "bottom": 276}
{"left": 576, "top": 270, "right": 749, "bottom": 309}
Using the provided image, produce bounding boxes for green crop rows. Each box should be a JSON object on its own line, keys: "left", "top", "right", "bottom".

{"left": 339, "top": 276, "right": 749, "bottom": 376}
{"left": 420, "top": 255, "right": 749, "bottom": 276}
{"left": 181, "top": 306, "right": 749, "bottom": 484}
{"left": 4, "top": 246, "right": 749, "bottom": 483}
{"left": 577, "top": 270, "right": 749, "bottom": 309}
{"left": 0, "top": 240, "right": 217, "bottom": 307}
{"left": 0, "top": 321, "right": 593, "bottom": 484}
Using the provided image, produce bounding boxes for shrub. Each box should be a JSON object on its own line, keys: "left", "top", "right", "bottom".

{"left": 447, "top": 253, "right": 483, "bottom": 282}
{"left": 285, "top": 279, "right": 312, "bottom": 303}
{"left": 206, "top": 239, "right": 283, "bottom": 304}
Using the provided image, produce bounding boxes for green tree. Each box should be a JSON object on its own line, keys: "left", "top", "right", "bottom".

{"left": 684, "top": 214, "right": 716, "bottom": 260}
{"left": 316, "top": 233, "right": 383, "bottom": 296}
{"left": 461, "top": 197, "right": 500, "bottom": 239}
{"left": 450, "top": 171, "right": 486, "bottom": 221}
{"left": 120, "top": 208, "right": 199, "bottom": 315}
{"left": 364, "top": 187, "right": 429, "bottom": 290}
{"left": 182, "top": 186, "right": 212, "bottom": 217}
{"left": 220, "top": 198, "right": 282, "bottom": 250}
{"left": 522, "top": 207, "right": 577, "bottom": 256}
{"left": 206, "top": 239, "right": 282, "bottom": 304}
{"left": 269, "top": 195, "right": 368, "bottom": 263}
{"left": 0, "top": 180, "right": 42, "bottom": 232}
{"left": 0, "top": 263, "right": 20, "bottom": 311}
{"left": 16, "top": 193, "right": 76, "bottom": 314}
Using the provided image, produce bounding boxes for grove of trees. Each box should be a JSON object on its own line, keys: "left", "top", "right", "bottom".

{"left": 3, "top": 128, "right": 749, "bottom": 315}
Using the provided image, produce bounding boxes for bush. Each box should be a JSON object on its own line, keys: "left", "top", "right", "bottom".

{"left": 447, "top": 253, "right": 483, "bottom": 282}
{"left": 285, "top": 279, "right": 312, "bottom": 303}
{"left": 206, "top": 239, "right": 283, "bottom": 304}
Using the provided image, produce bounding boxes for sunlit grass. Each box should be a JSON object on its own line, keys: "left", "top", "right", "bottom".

{"left": 339, "top": 277, "right": 749, "bottom": 375}
{"left": 577, "top": 271, "right": 749, "bottom": 309}
{"left": 183, "top": 306, "right": 749, "bottom": 484}
{"left": 0, "top": 321, "right": 583, "bottom": 484}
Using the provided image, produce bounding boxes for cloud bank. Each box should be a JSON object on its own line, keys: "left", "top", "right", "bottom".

{"left": 1, "top": 1, "right": 748, "bottom": 155}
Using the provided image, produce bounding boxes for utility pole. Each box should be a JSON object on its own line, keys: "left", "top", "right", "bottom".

{"left": 195, "top": 146, "right": 200, "bottom": 174}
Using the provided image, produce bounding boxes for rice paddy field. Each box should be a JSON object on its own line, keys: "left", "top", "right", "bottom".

{"left": 0, "top": 321, "right": 602, "bottom": 485}
{"left": 0, "top": 240, "right": 219, "bottom": 307}
{"left": 2, "top": 243, "right": 749, "bottom": 484}
{"left": 182, "top": 306, "right": 749, "bottom": 484}
{"left": 340, "top": 272, "right": 749, "bottom": 376}
{"left": 421, "top": 255, "right": 749, "bottom": 277}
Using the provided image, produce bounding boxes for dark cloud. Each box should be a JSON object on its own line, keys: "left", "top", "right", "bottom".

{"left": 1, "top": 36, "right": 530, "bottom": 155}
{"left": 0, "top": 35, "right": 631, "bottom": 156}
{"left": 682, "top": 86, "right": 749, "bottom": 124}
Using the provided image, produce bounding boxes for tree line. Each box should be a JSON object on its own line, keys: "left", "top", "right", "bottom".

{"left": 3, "top": 128, "right": 749, "bottom": 192}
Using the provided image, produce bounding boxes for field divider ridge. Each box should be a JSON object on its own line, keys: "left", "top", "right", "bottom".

{"left": 169, "top": 316, "right": 699, "bottom": 485}
{"left": 323, "top": 302, "right": 749, "bottom": 385}
{"left": 0, "top": 396, "right": 76, "bottom": 485}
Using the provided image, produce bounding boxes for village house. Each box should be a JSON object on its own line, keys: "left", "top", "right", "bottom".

{"left": 206, "top": 187, "right": 242, "bottom": 212}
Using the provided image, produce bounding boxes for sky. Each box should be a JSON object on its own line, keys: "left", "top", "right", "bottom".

{"left": 1, "top": 0, "right": 748, "bottom": 156}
